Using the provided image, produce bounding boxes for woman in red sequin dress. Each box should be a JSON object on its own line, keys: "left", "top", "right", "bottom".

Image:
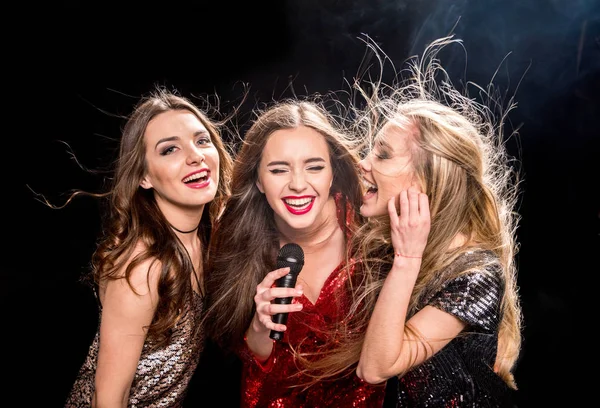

{"left": 204, "top": 100, "right": 386, "bottom": 407}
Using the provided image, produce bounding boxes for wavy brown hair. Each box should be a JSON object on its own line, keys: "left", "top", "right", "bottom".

{"left": 299, "top": 36, "right": 523, "bottom": 390}
{"left": 48, "top": 88, "right": 234, "bottom": 348}
{"left": 203, "top": 98, "right": 363, "bottom": 351}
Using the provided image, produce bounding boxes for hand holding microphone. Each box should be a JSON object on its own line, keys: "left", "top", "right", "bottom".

{"left": 269, "top": 243, "right": 305, "bottom": 341}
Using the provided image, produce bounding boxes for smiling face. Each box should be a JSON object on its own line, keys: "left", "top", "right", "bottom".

{"left": 256, "top": 125, "right": 334, "bottom": 231}
{"left": 359, "top": 123, "right": 418, "bottom": 217}
{"left": 140, "top": 109, "right": 220, "bottom": 216}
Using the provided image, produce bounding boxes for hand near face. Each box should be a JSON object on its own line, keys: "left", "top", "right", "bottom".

{"left": 253, "top": 267, "right": 304, "bottom": 334}
{"left": 388, "top": 186, "right": 431, "bottom": 260}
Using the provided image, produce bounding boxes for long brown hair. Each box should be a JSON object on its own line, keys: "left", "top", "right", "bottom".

{"left": 47, "top": 87, "right": 234, "bottom": 347}
{"left": 203, "top": 98, "right": 363, "bottom": 351}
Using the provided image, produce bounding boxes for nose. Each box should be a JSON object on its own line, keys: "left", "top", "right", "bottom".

{"left": 288, "top": 170, "right": 307, "bottom": 192}
{"left": 186, "top": 146, "right": 205, "bottom": 165}
{"left": 358, "top": 155, "right": 371, "bottom": 173}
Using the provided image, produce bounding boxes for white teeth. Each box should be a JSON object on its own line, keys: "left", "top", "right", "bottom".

{"left": 183, "top": 170, "right": 208, "bottom": 183}
{"left": 284, "top": 198, "right": 313, "bottom": 206}
{"left": 362, "top": 178, "right": 377, "bottom": 190}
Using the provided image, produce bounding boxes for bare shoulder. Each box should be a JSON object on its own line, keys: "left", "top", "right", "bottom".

{"left": 114, "top": 240, "right": 163, "bottom": 298}
{"left": 99, "top": 241, "right": 162, "bottom": 333}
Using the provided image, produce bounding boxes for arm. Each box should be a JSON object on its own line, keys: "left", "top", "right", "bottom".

{"left": 245, "top": 267, "right": 304, "bottom": 362}
{"left": 93, "top": 254, "right": 160, "bottom": 408}
{"left": 358, "top": 188, "right": 465, "bottom": 384}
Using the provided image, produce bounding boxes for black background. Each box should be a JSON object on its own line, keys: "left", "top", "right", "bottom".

{"left": 11, "top": 1, "right": 599, "bottom": 406}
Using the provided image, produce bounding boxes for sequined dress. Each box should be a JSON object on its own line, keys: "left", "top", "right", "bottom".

{"left": 65, "top": 290, "right": 204, "bottom": 408}
{"left": 384, "top": 249, "right": 516, "bottom": 408}
{"left": 239, "top": 197, "right": 386, "bottom": 408}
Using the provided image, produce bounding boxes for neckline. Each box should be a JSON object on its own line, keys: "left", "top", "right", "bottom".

{"left": 295, "top": 259, "right": 347, "bottom": 307}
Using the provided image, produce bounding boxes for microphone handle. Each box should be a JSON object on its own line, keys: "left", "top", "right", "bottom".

{"left": 275, "top": 272, "right": 298, "bottom": 289}
{"left": 271, "top": 296, "right": 293, "bottom": 324}
{"left": 269, "top": 272, "right": 298, "bottom": 341}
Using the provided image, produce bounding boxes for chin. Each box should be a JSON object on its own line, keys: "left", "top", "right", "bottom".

{"left": 361, "top": 204, "right": 386, "bottom": 218}
{"left": 289, "top": 218, "right": 316, "bottom": 230}
{"left": 359, "top": 205, "right": 373, "bottom": 218}
{"left": 287, "top": 213, "right": 319, "bottom": 230}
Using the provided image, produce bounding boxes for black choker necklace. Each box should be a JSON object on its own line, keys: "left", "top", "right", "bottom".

{"left": 169, "top": 224, "right": 199, "bottom": 234}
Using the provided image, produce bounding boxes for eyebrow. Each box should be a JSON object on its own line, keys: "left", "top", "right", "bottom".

{"left": 375, "top": 138, "right": 392, "bottom": 150}
{"left": 266, "top": 157, "right": 326, "bottom": 166}
{"left": 155, "top": 130, "right": 210, "bottom": 148}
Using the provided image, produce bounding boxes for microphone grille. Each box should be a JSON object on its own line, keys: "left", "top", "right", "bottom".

{"left": 277, "top": 243, "right": 305, "bottom": 271}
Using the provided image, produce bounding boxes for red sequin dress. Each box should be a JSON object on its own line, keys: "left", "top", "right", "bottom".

{"left": 238, "top": 196, "right": 386, "bottom": 408}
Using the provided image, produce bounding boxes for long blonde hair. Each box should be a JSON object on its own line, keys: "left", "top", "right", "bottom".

{"left": 299, "top": 35, "right": 522, "bottom": 390}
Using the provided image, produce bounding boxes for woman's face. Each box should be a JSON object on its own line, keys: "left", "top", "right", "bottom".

{"left": 140, "top": 109, "right": 220, "bottom": 214}
{"left": 256, "top": 125, "right": 334, "bottom": 231}
{"left": 359, "top": 123, "right": 417, "bottom": 217}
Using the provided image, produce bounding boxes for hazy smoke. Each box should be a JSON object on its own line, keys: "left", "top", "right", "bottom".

{"left": 282, "top": 0, "right": 599, "bottom": 127}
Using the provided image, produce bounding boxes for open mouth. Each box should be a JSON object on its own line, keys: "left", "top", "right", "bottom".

{"left": 183, "top": 170, "right": 210, "bottom": 184}
{"left": 282, "top": 196, "right": 315, "bottom": 215}
{"left": 362, "top": 178, "right": 378, "bottom": 196}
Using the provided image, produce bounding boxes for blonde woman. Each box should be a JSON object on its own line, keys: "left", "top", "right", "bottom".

{"left": 352, "top": 36, "right": 523, "bottom": 407}
{"left": 291, "top": 36, "right": 523, "bottom": 407}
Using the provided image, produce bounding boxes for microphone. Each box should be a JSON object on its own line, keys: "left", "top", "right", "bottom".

{"left": 269, "top": 243, "right": 305, "bottom": 341}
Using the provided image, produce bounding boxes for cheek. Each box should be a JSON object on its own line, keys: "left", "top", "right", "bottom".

{"left": 261, "top": 180, "right": 278, "bottom": 199}
{"left": 145, "top": 162, "right": 171, "bottom": 184}
{"left": 260, "top": 176, "right": 287, "bottom": 205}
{"left": 207, "top": 149, "right": 220, "bottom": 173}
{"left": 318, "top": 170, "right": 334, "bottom": 191}
{"left": 260, "top": 183, "right": 281, "bottom": 210}
{"left": 380, "top": 174, "right": 412, "bottom": 198}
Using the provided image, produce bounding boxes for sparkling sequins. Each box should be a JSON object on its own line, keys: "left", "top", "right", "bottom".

{"left": 240, "top": 261, "right": 385, "bottom": 408}
{"left": 387, "top": 250, "right": 515, "bottom": 407}
{"left": 239, "top": 195, "right": 386, "bottom": 407}
{"left": 65, "top": 291, "right": 204, "bottom": 407}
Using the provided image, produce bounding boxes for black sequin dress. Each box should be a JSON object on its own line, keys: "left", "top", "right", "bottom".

{"left": 384, "top": 249, "right": 517, "bottom": 408}
{"left": 65, "top": 290, "right": 204, "bottom": 408}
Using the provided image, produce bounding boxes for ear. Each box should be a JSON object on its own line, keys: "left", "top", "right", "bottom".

{"left": 255, "top": 178, "right": 264, "bottom": 193}
{"left": 140, "top": 176, "right": 153, "bottom": 190}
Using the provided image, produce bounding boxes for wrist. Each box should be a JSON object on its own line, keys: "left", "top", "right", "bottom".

{"left": 392, "top": 252, "right": 422, "bottom": 269}
{"left": 394, "top": 251, "right": 422, "bottom": 259}
{"left": 250, "top": 314, "right": 269, "bottom": 336}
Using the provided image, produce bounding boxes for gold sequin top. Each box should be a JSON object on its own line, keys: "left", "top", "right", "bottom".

{"left": 65, "top": 290, "right": 204, "bottom": 408}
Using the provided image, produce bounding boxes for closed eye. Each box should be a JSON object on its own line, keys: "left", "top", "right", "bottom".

{"left": 269, "top": 168, "right": 288, "bottom": 174}
{"left": 374, "top": 149, "right": 391, "bottom": 160}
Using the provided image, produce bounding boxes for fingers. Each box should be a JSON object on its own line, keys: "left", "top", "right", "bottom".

{"left": 399, "top": 189, "right": 409, "bottom": 219}
{"left": 260, "top": 267, "right": 291, "bottom": 289}
{"left": 254, "top": 267, "right": 304, "bottom": 333}
{"left": 387, "top": 196, "right": 399, "bottom": 223}
{"left": 266, "top": 302, "right": 303, "bottom": 316}
{"left": 408, "top": 188, "right": 419, "bottom": 221}
{"left": 258, "top": 302, "right": 303, "bottom": 331}
{"left": 418, "top": 191, "right": 430, "bottom": 223}
{"left": 397, "top": 187, "right": 428, "bottom": 221}
{"left": 257, "top": 300, "right": 303, "bottom": 332}
{"left": 384, "top": 186, "right": 432, "bottom": 261}
{"left": 269, "top": 287, "right": 303, "bottom": 299}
